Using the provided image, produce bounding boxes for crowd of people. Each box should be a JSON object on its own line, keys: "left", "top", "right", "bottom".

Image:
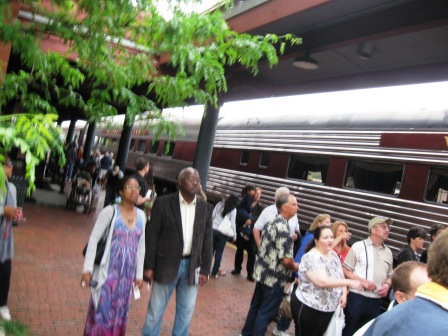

{"left": 2, "top": 152, "right": 447, "bottom": 335}
{"left": 79, "top": 170, "right": 446, "bottom": 336}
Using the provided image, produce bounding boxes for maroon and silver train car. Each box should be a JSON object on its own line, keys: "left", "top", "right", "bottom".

{"left": 96, "top": 82, "right": 448, "bottom": 255}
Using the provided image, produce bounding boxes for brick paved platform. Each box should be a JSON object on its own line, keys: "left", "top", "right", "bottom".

{"left": 8, "top": 190, "right": 294, "bottom": 335}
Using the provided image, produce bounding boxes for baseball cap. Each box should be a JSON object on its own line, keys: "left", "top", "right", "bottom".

{"left": 368, "top": 216, "right": 393, "bottom": 231}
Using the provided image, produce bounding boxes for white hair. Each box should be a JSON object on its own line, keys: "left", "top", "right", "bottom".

{"left": 275, "top": 187, "right": 290, "bottom": 201}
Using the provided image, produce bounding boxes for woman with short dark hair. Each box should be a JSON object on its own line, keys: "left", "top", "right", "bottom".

{"left": 291, "top": 226, "right": 365, "bottom": 336}
{"left": 397, "top": 227, "right": 427, "bottom": 265}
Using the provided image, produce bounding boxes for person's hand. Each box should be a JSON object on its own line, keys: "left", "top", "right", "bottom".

{"left": 199, "top": 274, "right": 209, "bottom": 286}
{"left": 376, "top": 283, "right": 390, "bottom": 297}
{"left": 81, "top": 272, "right": 92, "bottom": 289}
{"left": 361, "top": 279, "right": 377, "bottom": 292}
{"left": 338, "top": 294, "right": 347, "bottom": 308}
{"left": 135, "top": 279, "right": 144, "bottom": 289}
{"left": 292, "top": 233, "right": 299, "bottom": 241}
{"left": 342, "top": 232, "right": 352, "bottom": 241}
{"left": 350, "top": 280, "right": 365, "bottom": 292}
{"left": 3, "top": 206, "right": 22, "bottom": 220}
{"left": 143, "top": 269, "right": 154, "bottom": 286}
{"left": 244, "top": 219, "right": 251, "bottom": 226}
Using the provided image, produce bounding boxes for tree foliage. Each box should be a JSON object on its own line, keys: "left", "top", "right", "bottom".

{"left": 0, "top": 113, "right": 64, "bottom": 191}
{"left": 0, "top": 0, "right": 301, "bottom": 188}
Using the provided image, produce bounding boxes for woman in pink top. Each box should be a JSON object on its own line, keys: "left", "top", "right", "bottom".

{"left": 332, "top": 221, "right": 351, "bottom": 262}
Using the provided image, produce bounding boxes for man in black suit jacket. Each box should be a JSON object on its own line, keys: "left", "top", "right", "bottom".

{"left": 142, "top": 167, "right": 213, "bottom": 336}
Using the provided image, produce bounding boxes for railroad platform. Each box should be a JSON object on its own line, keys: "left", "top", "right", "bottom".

{"left": 7, "top": 188, "right": 295, "bottom": 335}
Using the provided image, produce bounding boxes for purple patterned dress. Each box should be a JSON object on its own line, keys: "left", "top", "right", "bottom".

{"left": 84, "top": 207, "right": 143, "bottom": 335}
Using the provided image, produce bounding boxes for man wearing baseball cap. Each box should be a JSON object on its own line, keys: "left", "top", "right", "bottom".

{"left": 342, "top": 216, "right": 394, "bottom": 336}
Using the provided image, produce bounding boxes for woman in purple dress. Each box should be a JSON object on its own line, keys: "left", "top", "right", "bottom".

{"left": 81, "top": 176, "right": 146, "bottom": 335}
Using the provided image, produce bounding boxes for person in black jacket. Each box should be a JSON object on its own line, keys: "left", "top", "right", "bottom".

{"left": 397, "top": 227, "right": 427, "bottom": 265}
{"left": 142, "top": 167, "right": 213, "bottom": 336}
{"left": 420, "top": 224, "right": 445, "bottom": 263}
{"left": 231, "top": 186, "right": 263, "bottom": 281}
{"left": 132, "top": 157, "right": 151, "bottom": 210}
{"left": 102, "top": 165, "right": 123, "bottom": 207}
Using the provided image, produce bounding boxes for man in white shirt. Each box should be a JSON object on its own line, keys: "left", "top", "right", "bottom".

{"left": 342, "top": 216, "right": 393, "bottom": 336}
{"left": 142, "top": 167, "right": 213, "bottom": 336}
{"left": 253, "top": 187, "right": 300, "bottom": 250}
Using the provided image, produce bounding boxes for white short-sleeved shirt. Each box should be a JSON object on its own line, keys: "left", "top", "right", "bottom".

{"left": 343, "top": 237, "right": 393, "bottom": 298}
{"left": 295, "top": 249, "right": 344, "bottom": 312}
{"left": 254, "top": 203, "right": 299, "bottom": 234}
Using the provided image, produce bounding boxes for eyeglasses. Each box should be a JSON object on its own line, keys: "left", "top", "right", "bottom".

{"left": 3, "top": 161, "right": 13, "bottom": 167}
{"left": 125, "top": 185, "right": 141, "bottom": 191}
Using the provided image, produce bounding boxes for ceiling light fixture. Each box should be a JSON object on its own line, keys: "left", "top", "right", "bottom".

{"left": 292, "top": 51, "right": 319, "bottom": 70}
{"left": 357, "top": 42, "right": 374, "bottom": 60}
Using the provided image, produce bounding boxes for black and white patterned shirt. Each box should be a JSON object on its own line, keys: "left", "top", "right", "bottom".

{"left": 253, "top": 214, "right": 294, "bottom": 287}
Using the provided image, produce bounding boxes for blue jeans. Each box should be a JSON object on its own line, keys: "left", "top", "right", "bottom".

{"left": 242, "top": 282, "right": 284, "bottom": 336}
{"left": 142, "top": 258, "right": 198, "bottom": 336}
{"left": 343, "top": 292, "right": 382, "bottom": 336}
{"left": 67, "top": 163, "right": 74, "bottom": 180}
{"left": 211, "top": 230, "right": 227, "bottom": 276}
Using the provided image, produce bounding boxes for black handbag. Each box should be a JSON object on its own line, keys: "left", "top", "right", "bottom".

{"left": 82, "top": 206, "right": 115, "bottom": 265}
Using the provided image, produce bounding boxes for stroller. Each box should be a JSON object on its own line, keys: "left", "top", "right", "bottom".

{"left": 66, "top": 171, "right": 93, "bottom": 213}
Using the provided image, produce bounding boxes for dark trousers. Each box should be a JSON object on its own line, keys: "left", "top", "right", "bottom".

{"left": 103, "top": 184, "right": 116, "bottom": 207}
{"left": 0, "top": 259, "right": 12, "bottom": 306}
{"left": 342, "top": 292, "right": 382, "bottom": 336}
{"left": 242, "top": 282, "right": 284, "bottom": 336}
{"left": 211, "top": 230, "right": 228, "bottom": 276}
{"left": 234, "top": 234, "right": 256, "bottom": 277}
{"left": 290, "top": 291, "right": 333, "bottom": 336}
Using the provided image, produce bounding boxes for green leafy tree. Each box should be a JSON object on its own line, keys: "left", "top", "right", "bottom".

{"left": 0, "top": 0, "right": 300, "bottom": 189}
{"left": 0, "top": 113, "right": 65, "bottom": 190}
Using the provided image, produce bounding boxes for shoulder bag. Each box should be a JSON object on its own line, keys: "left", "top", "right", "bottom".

{"left": 217, "top": 214, "right": 234, "bottom": 237}
{"left": 277, "top": 283, "right": 293, "bottom": 320}
{"left": 82, "top": 206, "right": 116, "bottom": 265}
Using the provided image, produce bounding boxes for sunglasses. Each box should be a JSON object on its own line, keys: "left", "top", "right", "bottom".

{"left": 3, "top": 160, "right": 13, "bottom": 167}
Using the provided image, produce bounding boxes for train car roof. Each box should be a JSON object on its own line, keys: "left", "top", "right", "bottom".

{"left": 217, "top": 81, "right": 448, "bottom": 130}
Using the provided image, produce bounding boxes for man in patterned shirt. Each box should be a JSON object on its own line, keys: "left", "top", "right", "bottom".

{"left": 241, "top": 193, "right": 299, "bottom": 336}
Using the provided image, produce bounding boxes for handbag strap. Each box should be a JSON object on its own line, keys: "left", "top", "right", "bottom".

{"left": 103, "top": 205, "right": 116, "bottom": 239}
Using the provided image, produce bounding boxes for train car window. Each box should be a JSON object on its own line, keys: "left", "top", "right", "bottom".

{"left": 425, "top": 166, "right": 448, "bottom": 205}
{"left": 344, "top": 160, "right": 403, "bottom": 195}
{"left": 163, "top": 141, "right": 175, "bottom": 157}
{"left": 103, "top": 138, "right": 109, "bottom": 146}
{"left": 149, "top": 140, "right": 160, "bottom": 154}
{"left": 259, "top": 152, "right": 270, "bottom": 168}
{"left": 287, "top": 155, "right": 329, "bottom": 183}
{"left": 110, "top": 139, "right": 118, "bottom": 148}
{"left": 136, "top": 139, "right": 146, "bottom": 152}
{"left": 240, "top": 150, "right": 250, "bottom": 166}
{"left": 129, "top": 139, "right": 135, "bottom": 151}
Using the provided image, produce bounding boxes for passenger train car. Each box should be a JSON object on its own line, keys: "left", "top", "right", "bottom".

{"left": 94, "top": 82, "right": 448, "bottom": 256}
